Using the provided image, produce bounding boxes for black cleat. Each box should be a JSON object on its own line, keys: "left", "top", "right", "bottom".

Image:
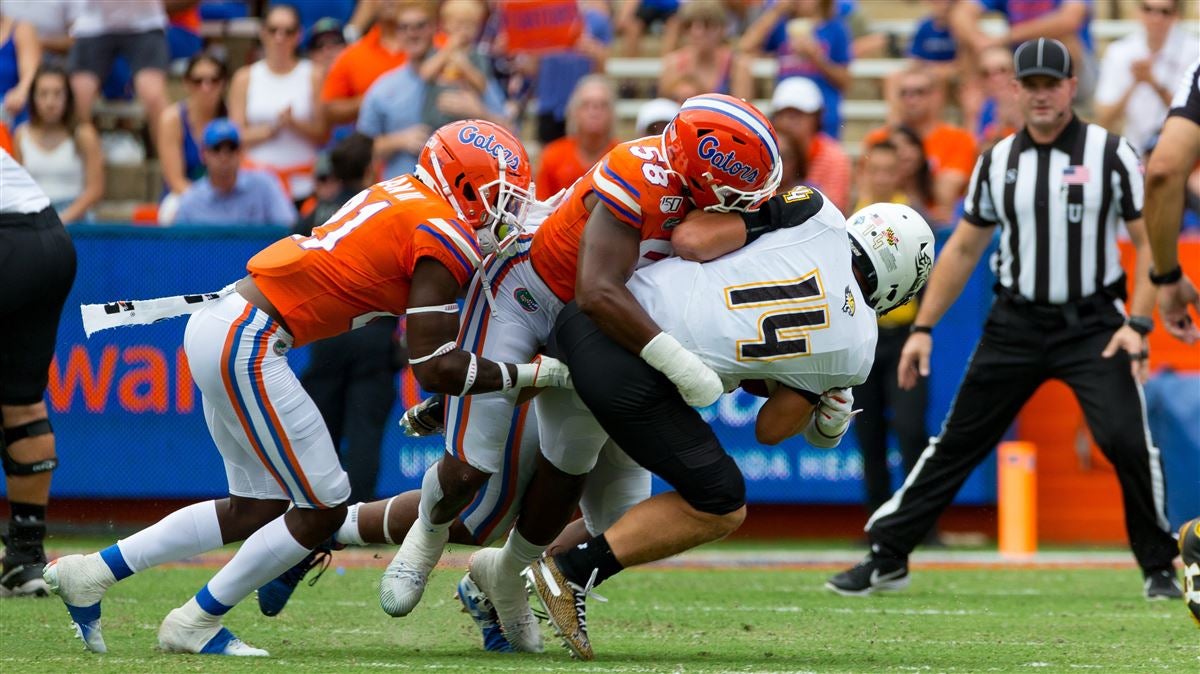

{"left": 826, "top": 553, "right": 910, "bottom": 596}
{"left": 1143, "top": 568, "right": 1183, "bottom": 601}
{"left": 1, "top": 535, "right": 49, "bottom": 597}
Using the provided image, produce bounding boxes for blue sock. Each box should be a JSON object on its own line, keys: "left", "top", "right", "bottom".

{"left": 195, "top": 584, "right": 234, "bottom": 616}
{"left": 99, "top": 544, "right": 134, "bottom": 581}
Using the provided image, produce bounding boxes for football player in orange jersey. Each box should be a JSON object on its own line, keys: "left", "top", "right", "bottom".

{"left": 43, "top": 120, "right": 570, "bottom": 657}
{"left": 376, "top": 94, "right": 788, "bottom": 652}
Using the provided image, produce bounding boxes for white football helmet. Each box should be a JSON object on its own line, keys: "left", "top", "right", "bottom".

{"left": 846, "top": 203, "right": 935, "bottom": 315}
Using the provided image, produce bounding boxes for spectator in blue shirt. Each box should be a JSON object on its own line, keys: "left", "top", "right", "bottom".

{"left": 172, "top": 119, "right": 297, "bottom": 227}
{"left": 741, "top": 0, "right": 852, "bottom": 138}
{"left": 909, "top": 0, "right": 957, "bottom": 64}
{"left": 357, "top": 1, "right": 507, "bottom": 179}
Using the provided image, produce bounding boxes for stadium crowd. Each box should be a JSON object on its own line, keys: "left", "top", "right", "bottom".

{"left": 0, "top": 0, "right": 1194, "bottom": 229}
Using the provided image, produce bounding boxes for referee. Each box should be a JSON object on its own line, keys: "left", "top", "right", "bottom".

{"left": 826, "top": 39, "right": 1182, "bottom": 600}
{"left": 0, "top": 149, "right": 77, "bottom": 596}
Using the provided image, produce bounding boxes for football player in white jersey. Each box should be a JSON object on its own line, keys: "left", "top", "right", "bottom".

{"left": 519, "top": 189, "right": 935, "bottom": 659}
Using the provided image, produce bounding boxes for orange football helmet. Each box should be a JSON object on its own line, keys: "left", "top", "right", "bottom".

{"left": 662, "top": 94, "right": 781, "bottom": 213}
{"left": 416, "top": 119, "right": 534, "bottom": 254}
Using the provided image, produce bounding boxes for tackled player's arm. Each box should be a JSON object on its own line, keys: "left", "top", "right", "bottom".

{"left": 575, "top": 203, "right": 665, "bottom": 352}
{"left": 755, "top": 384, "right": 818, "bottom": 446}
{"left": 407, "top": 259, "right": 563, "bottom": 396}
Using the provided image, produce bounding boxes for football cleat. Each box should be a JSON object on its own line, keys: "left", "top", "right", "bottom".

{"left": 379, "top": 524, "right": 448, "bottom": 617}
{"left": 1143, "top": 568, "right": 1183, "bottom": 601}
{"left": 825, "top": 553, "right": 910, "bottom": 597}
{"left": 468, "top": 549, "right": 542, "bottom": 653}
{"left": 456, "top": 573, "right": 513, "bottom": 653}
{"left": 43, "top": 553, "right": 116, "bottom": 653}
{"left": 1, "top": 561, "right": 49, "bottom": 597}
{"left": 1180, "top": 517, "right": 1199, "bottom": 626}
{"left": 525, "top": 557, "right": 604, "bottom": 661}
{"left": 257, "top": 538, "right": 338, "bottom": 617}
{"left": 1, "top": 533, "right": 49, "bottom": 597}
{"left": 158, "top": 604, "right": 268, "bottom": 656}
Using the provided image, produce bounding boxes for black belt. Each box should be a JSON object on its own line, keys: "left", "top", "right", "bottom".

{"left": 994, "top": 284, "right": 1122, "bottom": 327}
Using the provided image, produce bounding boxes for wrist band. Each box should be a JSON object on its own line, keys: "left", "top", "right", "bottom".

{"left": 1126, "top": 315, "right": 1154, "bottom": 337}
{"left": 1148, "top": 265, "right": 1183, "bottom": 286}
{"left": 910, "top": 324, "right": 933, "bottom": 335}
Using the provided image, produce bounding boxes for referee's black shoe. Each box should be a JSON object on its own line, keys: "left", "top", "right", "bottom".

{"left": 826, "top": 552, "right": 910, "bottom": 596}
{"left": 1143, "top": 568, "right": 1183, "bottom": 601}
{"left": 0, "top": 536, "right": 49, "bottom": 597}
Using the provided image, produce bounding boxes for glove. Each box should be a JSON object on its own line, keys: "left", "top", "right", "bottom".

{"left": 804, "top": 388, "right": 860, "bottom": 448}
{"left": 640, "top": 332, "right": 724, "bottom": 408}
{"left": 399, "top": 396, "right": 445, "bottom": 437}
{"left": 514, "top": 354, "right": 573, "bottom": 389}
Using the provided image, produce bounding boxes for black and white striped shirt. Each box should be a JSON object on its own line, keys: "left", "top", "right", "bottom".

{"left": 1167, "top": 58, "right": 1199, "bottom": 124}
{"left": 963, "top": 116, "right": 1143, "bottom": 304}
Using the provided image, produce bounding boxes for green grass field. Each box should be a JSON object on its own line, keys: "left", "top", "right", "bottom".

{"left": 2, "top": 542, "right": 1195, "bottom": 673}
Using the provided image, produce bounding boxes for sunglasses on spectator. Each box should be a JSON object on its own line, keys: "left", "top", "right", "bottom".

{"left": 1140, "top": 3, "right": 1176, "bottom": 16}
{"left": 264, "top": 24, "right": 299, "bottom": 37}
{"left": 188, "top": 75, "right": 224, "bottom": 86}
{"left": 397, "top": 20, "right": 430, "bottom": 32}
{"left": 208, "top": 142, "right": 240, "bottom": 154}
{"left": 899, "top": 87, "right": 931, "bottom": 98}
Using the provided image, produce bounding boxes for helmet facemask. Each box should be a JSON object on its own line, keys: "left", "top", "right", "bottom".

{"left": 476, "top": 150, "right": 533, "bottom": 256}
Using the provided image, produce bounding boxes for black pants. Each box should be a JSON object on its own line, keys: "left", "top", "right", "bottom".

{"left": 867, "top": 298, "right": 1177, "bottom": 572}
{"left": 548, "top": 302, "right": 745, "bottom": 515}
{"left": 854, "top": 326, "right": 930, "bottom": 514}
{"left": 300, "top": 318, "right": 400, "bottom": 503}
{"left": 0, "top": 208, "right": 77, "bottom": 405}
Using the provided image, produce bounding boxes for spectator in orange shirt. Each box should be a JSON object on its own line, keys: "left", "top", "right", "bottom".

{"left": 863, "top": 67, "right": 977, "bottom": 223}
{"left": 320, "top": 0, "right": 409, "bottom": 126}
{"left": 534, "top": 75, "right": 618, "bottom": 200}
{"left": 769, "top": 76, "right": 850, "bottom": 212}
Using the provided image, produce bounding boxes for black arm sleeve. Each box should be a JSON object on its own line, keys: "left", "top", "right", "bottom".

{"left": 739, "top": 186, "right": 827, "bottom": 245}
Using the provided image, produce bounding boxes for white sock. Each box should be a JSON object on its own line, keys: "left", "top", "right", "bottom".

{"left": 417, "top": 463, "right": 450, "bottom": 530}
{"left": 498, "top": 528, "right": 546, "bottom": 578}
{"left": 114, "top": 501, "right": 223, "bottom": 574}
{"left": 334, "top": 503, "right": 365, "bottom": 546}
{"left": 202, "top": 514, "right": 309, "bottom": 610}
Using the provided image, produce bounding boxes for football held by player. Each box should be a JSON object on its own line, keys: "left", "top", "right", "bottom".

{"left": 43, "top": 120, "right": 569, "bottom": 657}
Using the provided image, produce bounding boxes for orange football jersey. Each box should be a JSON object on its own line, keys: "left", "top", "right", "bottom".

{"left": 247, "top": 175, "right": 482, "bottom": 346}
{"left": 530, "top": 136, "right": 691, "bottom": 302}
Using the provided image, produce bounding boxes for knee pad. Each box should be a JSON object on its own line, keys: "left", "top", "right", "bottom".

{"left": 2, "top": 419, "right": 58, "bottom": 476}
{"left": 675, "top": 452, "right": 746, "bottom": 516}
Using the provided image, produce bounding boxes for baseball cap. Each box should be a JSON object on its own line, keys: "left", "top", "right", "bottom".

{"left": 1013, "top": 38, "right": 1073, "bottom": 79}
{"left": 203, "top": 118, "right": 240, "bottom": 148}
{"left": 636, "top": 98, "right": 681, "bottom": 136}
{"left": 308, "top": 17, "right": 345, "bottom": 49}
{"left": 771, "top": 77, "right": 824, "bottom": 115}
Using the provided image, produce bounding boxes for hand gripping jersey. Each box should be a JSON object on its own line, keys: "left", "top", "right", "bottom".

{"left": 529, "top": 136, "right": 691, "bottom": 302}
{"left": 627, "top": 187, "right": 878, "bottom": 395}
{"left": 247, "top": 174, "right": 483, "bottom": 346}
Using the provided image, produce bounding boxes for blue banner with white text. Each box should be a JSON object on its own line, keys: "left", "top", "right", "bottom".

{"left": 1, "top": 225, "right": 997, "bottom": 505}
